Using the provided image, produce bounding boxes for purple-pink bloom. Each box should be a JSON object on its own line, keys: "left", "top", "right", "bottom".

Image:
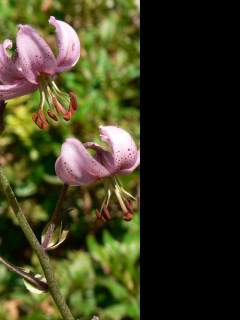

{"left": 0, "top": 16, "right": 80, "bottom": 129}
{"left": 55, "top": 125, "right": 140, "bottom": 220}
{"left": 91, "top": 317, "right": 99, "bottom": 320}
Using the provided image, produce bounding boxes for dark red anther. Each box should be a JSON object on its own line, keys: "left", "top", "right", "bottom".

{"left": 96, "top": 210, "right": 107, "bottom": 222}
{"left": 47, "top": 110, "right": 58, "bottom": 121}
{"left": 68, "top": 102, "right": 75, "bottom": 118}
{"left": 70, "top": 92, "right": 78, "bottom": 110}
{"left": 103, "top": 205, "right": 111, "bottom": 221}
{"left": 52, "top": 97, "right": 62, "bottom": 116}
{"left": 38, "top": 109, "right": 49, "bottom": 126}
{"left": 63, "top": 113, "right": 71, "bottom": 121}
{"left": 32, "top": 113, "right": 47, "bottom": 130}
{"left": 123, "top": 212, "right": 133, "bottom": 221}
{"left": 124, "top": 199, "right": 134, "bottom": 213}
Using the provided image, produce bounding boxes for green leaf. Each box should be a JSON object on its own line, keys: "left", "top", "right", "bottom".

{"left": 98, "top": 278, "right": 129, "bottom": 300}
{"left": 104, "top": 303, "right": 129, "bottom": 319}
{"left": 22, "top": 269, "right": 47, "bottom": 295}
{"left": 87, "top": 235, "right": 111, "bottom": 271}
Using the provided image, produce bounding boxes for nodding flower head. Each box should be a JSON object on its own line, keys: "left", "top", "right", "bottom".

{"left": 55, "top": 125, "right": 140, "bottom": 221}
{"left": 0, "top": 16, "right": 80, "bottom": 129}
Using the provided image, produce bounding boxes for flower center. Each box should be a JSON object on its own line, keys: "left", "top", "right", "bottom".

{"left": 32, "top": 75, "right": 78, "bottom": 130}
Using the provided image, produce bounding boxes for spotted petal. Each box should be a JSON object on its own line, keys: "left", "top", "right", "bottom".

{"left": 49, "top": 16, "right": 80, "bottom": 73}
{"left": 0, "top": 40, "right": 24, "bottom": 84}
{"left": 56, "top": 138, "right": 110, "bottom": 186}
{"left": 99, "top": 125, "right": 139, "bottom": 174}
{"left": 118, "top": 149, "right": 140, "bottom": 175}
{"left": 55, "top": 157, "right": 82, "bottom": 186}
{"left": 0, "top": 80, "right": 38, "bottom": 100}
{"left": 16, "top": 24, "right": 57, "bottom": 84}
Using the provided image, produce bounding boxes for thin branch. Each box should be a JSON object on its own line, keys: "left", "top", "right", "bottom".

{"left": 0, "top": 256, "right": 49, "bottom": 292}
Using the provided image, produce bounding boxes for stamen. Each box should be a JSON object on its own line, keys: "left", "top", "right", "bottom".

{"left": 52, "top": 97, "right": 62, "bottom": 116}
{"left": 68, "top": 102, "right": 75, "bottom": 118}
{"left": 114, "top": 176, "right": 136, "bottom": 200}
{"left": 106, "top": 188, "right": 111, "bottom": 208}
{"left": 124, "top": 199, "right": 134, "bottom": 213}
{"left": 48, "top": 77, "right": 70, "bottom": 103}
{"left": 38, "top": 109, "right": 49, "bottom": 126}
{"left": 123, "top": 212, "right": 133, "bottom": 221}
{"left": 32, "top": 113, "right": 47, "bottom": 130}
{"left": 70, "top": 93, "right": 78, "bottom": 110}
{"left": 115, "top": 188, "right": 129, "bottom": 216}
{"left": 103, "top": 205, "right": 111, "bottom": 221}
{"left": 52, "top": 97, "right": 70, "bottom": 121}
{"left": 36, "top": 76, "right": 78, "bottom": 125}
{"left": 63, "top": 113, "right": 71, "bottom": 121}
{"left": 96, "top": 209, "right": 107, "bottom": 222}
{"left": 47, "top": 110, "right": 58, "bottom": 121}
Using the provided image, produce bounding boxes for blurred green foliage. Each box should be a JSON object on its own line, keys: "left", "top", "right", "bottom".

{"left": 0, "top": 0, "right": 140, "bottom": 319}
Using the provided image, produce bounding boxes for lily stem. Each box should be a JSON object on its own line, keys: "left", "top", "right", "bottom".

{"left": 0, "top": 165, "right": 74, "bottom": 320}
{"left": 42, "top": 183, "right": 69, "bottom": 250}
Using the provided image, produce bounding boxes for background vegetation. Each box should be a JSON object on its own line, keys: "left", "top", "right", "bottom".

{"left": 0, "top": 0, "right": 140, "bottom": 319}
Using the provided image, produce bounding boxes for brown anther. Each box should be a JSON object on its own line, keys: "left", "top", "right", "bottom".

{"left": 124, "top": 199, "right": 134, "bottom": 213}
{"left": 103, "top": 205, "right": 111, "bottom": 221}
{"left": 70, "top": 92, "right": 78, "bottom": 110}
{"left": 68, "top": 102, "right": 75, "bottom": 118}
{"left": 32, "top": 113, "right": 47, "bottom": 130}
{"left": 63, "top": 113, "right": 71, "bottom": 121}
{"left": 47, "top": 110, "right": 58, "bottom": 121}
{"left": 96, "top": 210, "right": 107, "bottom": 222}
{"left": 123, "top": 212, "right": 133, "bottom": 221}
{"left": 38, "top": 109, "right": 49, "bottom": 126}
{"left": 52, "top": 97, "right": 62, "bottom": 116}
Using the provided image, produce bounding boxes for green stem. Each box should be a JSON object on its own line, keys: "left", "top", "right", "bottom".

{"left": 0, "top": 165, "right": 74, "bottom": 320}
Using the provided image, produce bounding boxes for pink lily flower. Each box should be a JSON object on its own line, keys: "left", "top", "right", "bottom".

{"left": 0, "top": 16, "right": 80, "bottom": 129}
{"left": 55, "top": 125, "right": 140, "bottom": 221}
{"left": 91, "top": 317, "right": 99, "bottom": 320}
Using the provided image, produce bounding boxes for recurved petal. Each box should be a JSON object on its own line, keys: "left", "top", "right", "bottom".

{"left": 60, "top": 138, "right": 110, "bottom": 185}
{"left": 49, "top": 16, "right": 80, "bottom": 73}
{"left": 118, "top": 148, "right": 140, "bottom": 175}
{"left": 94, "top": 150, "right": 116, "bottom": 175}
{"left": 0, "top": 40, "right": 24, "bottom": 84}
{"left": 84, "top": 142, "right": 116, "bottom": 175}
{"left": 0, "top": 79, "right": 38, "bottom": 100}
{"left": 99, "top": 125, "right": 139, "bottom": 174}
{"left": 16, "top": 25, "right": 57, "bottom": 84}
